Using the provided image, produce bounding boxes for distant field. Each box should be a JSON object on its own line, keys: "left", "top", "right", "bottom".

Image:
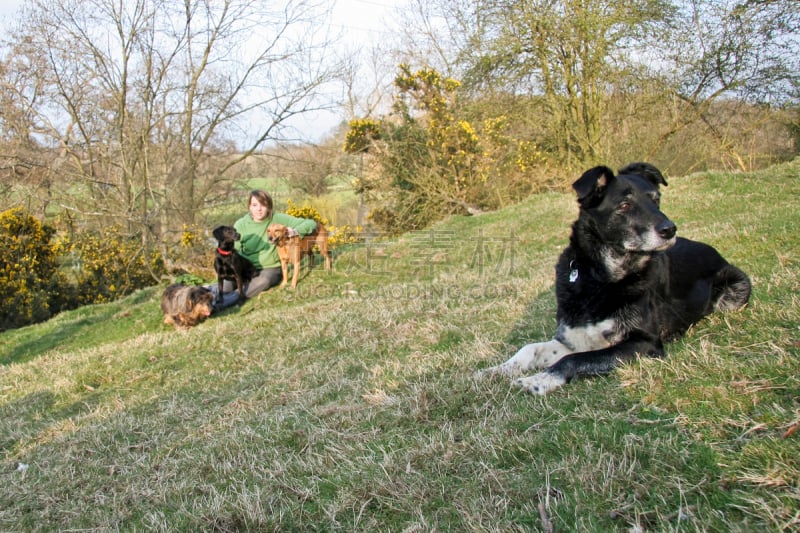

{"left": 205, "top": 174, "right": 362, "bottom": 229}
{"left": 1, "top": 161, "right": 798, "bottom": 531}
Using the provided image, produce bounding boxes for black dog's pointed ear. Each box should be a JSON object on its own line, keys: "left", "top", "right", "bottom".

{"left": 572, "top": 166, "right": 615, "bottom": 203}
{"left": 212, "top": 226, "right": 224, "bottom": 240}
{"left": 618, "top": 162, "right": 668, "bottom": 187}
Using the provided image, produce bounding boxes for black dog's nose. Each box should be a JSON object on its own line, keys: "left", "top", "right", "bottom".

{"left": 658, "top": 220, "right": 677, "bottom": 239}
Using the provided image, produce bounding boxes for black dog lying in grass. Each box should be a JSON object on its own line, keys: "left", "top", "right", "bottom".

{"left": 478, "top": 162, "right": 751, "bottom": 394}
{"left": 212, "top": 225, "right": 256, "bottom": 305}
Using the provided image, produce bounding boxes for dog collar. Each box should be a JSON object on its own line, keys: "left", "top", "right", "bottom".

{"left": 217, "top": 248, "right": 233, "bottom": 256}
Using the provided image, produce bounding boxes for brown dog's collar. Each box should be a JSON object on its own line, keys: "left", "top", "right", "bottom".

{"left": 217, "top": 247, "right": 233, "bottom": 256}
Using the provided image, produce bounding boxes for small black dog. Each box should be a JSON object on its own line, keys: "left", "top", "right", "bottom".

{"left": 478, "top": 162, "right": 751, "bottom": 394}
{"left": 212, "top": 225, "right": 256, "bottom": 304}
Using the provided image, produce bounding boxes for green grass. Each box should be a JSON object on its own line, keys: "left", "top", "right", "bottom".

{"left": 2, "top": 161, "right": 799, "bottom": 531}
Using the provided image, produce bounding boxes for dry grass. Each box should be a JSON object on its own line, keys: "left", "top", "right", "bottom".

{"left": 2, "top": 162, "right": 799, "bottom": 531}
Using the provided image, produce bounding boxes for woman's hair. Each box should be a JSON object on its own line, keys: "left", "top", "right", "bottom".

{"left": 248, "top": 190, "right": 274, "bottom": 219}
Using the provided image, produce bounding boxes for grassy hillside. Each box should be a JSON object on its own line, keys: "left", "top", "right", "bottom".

{"left": 2, "top": 161, "right": 799, "bottom": 531}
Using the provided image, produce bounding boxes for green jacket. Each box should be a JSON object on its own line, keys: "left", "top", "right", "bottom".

{"left": 233, "top": 213, "right": 318, "bottom": 270}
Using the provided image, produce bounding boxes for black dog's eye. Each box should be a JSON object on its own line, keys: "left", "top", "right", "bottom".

{"left": 618, "top": 201, "right": 632, "bottom": 212}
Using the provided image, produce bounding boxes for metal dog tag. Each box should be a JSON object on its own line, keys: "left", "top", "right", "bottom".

{"left": 568, "top": 261, "right": 579, "bottom": 283}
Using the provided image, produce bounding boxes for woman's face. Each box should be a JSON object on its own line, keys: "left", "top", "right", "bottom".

{"left": 249, "top": 196, "right": 269, "bottom": 222}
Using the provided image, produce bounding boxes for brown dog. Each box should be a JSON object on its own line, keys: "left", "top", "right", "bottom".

{"left": 267, "top": 222, "right": 332, "bottom": 288}
{"left": 161, "top": 284, "right": 214, "bottom": 330}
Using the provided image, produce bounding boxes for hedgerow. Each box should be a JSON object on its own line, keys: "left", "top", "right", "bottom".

{"left": 0, "top": 208, "right": 166, "bottom": 331}
{"left": 55, "top": 226, "right": 166, "bottom": 305}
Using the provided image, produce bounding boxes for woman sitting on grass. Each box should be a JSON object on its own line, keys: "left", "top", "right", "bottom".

{"left": 212, "top": 189, "right": 318, "bottom": 309}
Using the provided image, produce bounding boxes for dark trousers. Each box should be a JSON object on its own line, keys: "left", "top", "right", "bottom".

{"left": 212, "top": 267, "right": 283, "bottom": 309}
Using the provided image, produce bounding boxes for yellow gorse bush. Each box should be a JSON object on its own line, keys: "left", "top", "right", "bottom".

{"left": 181, "top": 223, "right": 201, "bottom": 248}
{"left": 56, "top": 227, "right": 165, "bottom": 305}
{"left": 285, "top": 199, "right": 329, "bottom": 225}
{"left": 285, "top": 200, "right": 365, "bottom": 248}
{"left": 344, "top": 118, "right": 381, "bottom": 154}
{"left": 0, "top": 208, "right": 61, "bottom": 330}
{"left": 326, "top": 225, "right": 365, "bottom": 247}
{"left": 343, "top": 65, "right": 547, "bottom": 233}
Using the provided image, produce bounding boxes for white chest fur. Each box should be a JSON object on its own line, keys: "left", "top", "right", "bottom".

{"left": 557, "top": 318, "right": 618, "bottom": 351}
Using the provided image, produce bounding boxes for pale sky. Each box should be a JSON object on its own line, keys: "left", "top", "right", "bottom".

{"left": 0, "top": 0, "right": 406, "bottom": 141}
{"left": 0, "top": 0, "right": 403, "bottom": 30}
{"left": 296, "top": 0, "right": 406, "bottom": 139}
{"left": 0, "top": 0, "right": 22, "bottom": 26}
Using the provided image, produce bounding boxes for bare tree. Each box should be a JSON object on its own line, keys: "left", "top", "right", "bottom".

{"left": 1, "top": 0, "right": 341, "bottom": 266}
{"left": 338, "top": 44, "right": 396, "bottom": 124}
{"left": 396, "top": 0, "right": 491, "bottom": 79}
{"left": 0, "top": 36, "right": 64, "bottom": 218}
{"left": 396, "top": 0, "right": 799, "bottom": 170}
{"left": 651, "top": 0, "right": 800, "bottom": 169}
